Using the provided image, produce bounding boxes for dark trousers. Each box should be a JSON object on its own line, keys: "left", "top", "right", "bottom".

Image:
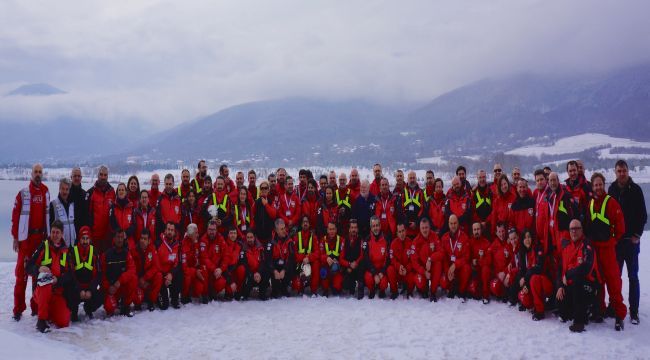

{"left": 616, "top": 238, "right": 640, "bottom": 314}
{"left": 65, "top": 286, "right": 103, "bottom": 315}
{"left": 558, "top": 281, "right": 597, "bottom": 324}
{"left": 242, "top": 273, "right": 269, "bottom": 299}
{"left": 159, "top": 268, "right": 183, "bottom": 309}
{"left": 343, "top": 267, "right": 364, "bottom": 294}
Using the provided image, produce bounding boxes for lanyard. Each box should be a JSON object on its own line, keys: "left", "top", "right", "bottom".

{"left": 283, "top": 194, "right": 292, "bottom": 211}
{"left": 449, "top": 232, "right": 459, "bottom": 255}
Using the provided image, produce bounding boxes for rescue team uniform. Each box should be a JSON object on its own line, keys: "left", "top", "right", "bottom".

{"left": 293, "top": 230, "right": 320, "bottom": 294}
{"left": 87, "top": 181, "right": 115, "bottom": 253}
{"left": 387, "top": 235, "right": 416, "bottom": 298}
{"left": 317, "top": 199, "right": 339, "bottom": 237}
{"left": 426, "top": 192, "right": 446, "bottom": 235}
{"left": 233, "top": 201, "right": 253, "bottom": 239}
{"left": 157, "top": 234, "right": 182, "bottom": 309}
{"left": 472, "top": 185, "right": 493, "bottom": 227}
{"left": 412, "top": 231, "right": 443, "bottom": 299}
{"left": 134, "top": 205, "right": 157, "bottom": 246}
{"left": 156, "top": 191, "right": 182, "bottom": 237}
{"left": 101, "top": 243, "right": 137, "bottom": 316}
{"left": 49, "top": 195, "right": 76, "bottom": 245}
{"left": 67, "top": 242, "right": 103, "bottom": 319}
{"left": 240, "top": 240, "right": 269, "bottom": 300}
{"left": 402, "top": 186, "right": 425, "bottom": 238}
{"left": 270, "top": 235, "right": 296, "bottom": 298}
{"left": 319, "top": 235, "right": 344, "bottom": 295}
{"left": 279, "top": 191, "right": 301, "bottom": 230}
{"left": 181, "top": 236, "right": 208, "bottom": 302}
{"left": 340, "top": 233, "right": 364, "bottom": 296}
{"left": 252, "top": 196, "right": 277, "bottom": 245}
{"left": 491, "top": 190, "right": 516, "bottom": 236}
{"left": 336, "top": 186, "right": 354, "bottom": 237}
{"left": 109, "top": 197, "right": 136, "bottom": 249}
{"left": 301, "top": 192, "right": 320, "bottom": 232}
{"left": 509, "top": 194, "right": 535, "bottom": 236}
{"left": 469, "top": 235, "right": 492, "bottom": 300}
{"left": 132, "top": 243, "right": 163, "bottom": 309}
{"left": 363, "top": 233, "right": 390, "bottom": 298}
{"left": 488, "top": 236, "right": 513, "bottom": 298}
{"left": 11, "top": 181, "right": 50, "bottom": 317}
{"left": 27, "top": 239, "right": 70, "bottom": 329}
{"left": 202, "top": 190, "right": 233, "bottom": 236}
{"left": 441, "top": 230, "right": 471, "bottom": 297}
{"left": 375, "top": 191, "right": 400, "bottom": 239}
{"left": 444, "top": 188, "right": 472, "bottom": 234}
{"left": 586, "top": 194, "right": 627, "bottom": 320}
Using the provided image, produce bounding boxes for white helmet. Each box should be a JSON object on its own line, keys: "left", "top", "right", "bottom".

{"left": 301, "top": 263, "right": 312, "bottom": 278}
{"left": 207, "top": 205, "right": 218, "bottom": 217}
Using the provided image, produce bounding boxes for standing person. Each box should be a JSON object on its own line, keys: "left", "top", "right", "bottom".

{"left": 533, "top": 169, "right": 549, "bottom": 253}
{"left": 422, "top": 170, "right": 435, "bottom": 202}
{"left": 134, "top": 190, "right": 157, "bottom": 245}
{"left": 27, "top": 221, "right": 70, "bottom": 332}
{"left": 177, "top": 169, "right": 192, "bottom": 202}
{"left": 149, "top": 174, "right": 161, "bottom": 208}
{"left": 375, "top": 178, "right": 400, "bottom": 240}
{"left": 11, "top": 163, "right": 50, "bottom": 321}
{"left": 472, "top": 170, "right": 493, "bottom": 231}
{"left": 109, "top": 183, "right": 136, "bottom": 250}
{"left": 181, "top": 190, "right": 201, "bottom": 235}
{"left": 247, "top": 170, "right": 258, "bottom": 200}
{"left": 469, "top": 222, "right": 491, "bottom": 304}
{"left": 491, "top": 174, "right": 516, "bottom": 236}
{"left": 218, "top": 164, "right": 236, "bottom": 195}
{"left": 67, "top": 226, "right": 103, "bottom": 321}
{"left": 296, "top": 169, "right": 309, "bottom": 201}
{"left": 387, "top": 223, "right": 415, "bottom": 299}
{"left": 402, "top": 171, "right": 425, "bottom": 238}
{"left": 270, "top": 219, "right": 296, "bottom": 298}
{"left": 191, "top": 160, "right": 208, "bottom": 195}
{"left": 278, "top": 177, "right": 301, "bottom": 232}
{"left": 233, "top": 187, "right": 253, "bottom": 239}
{"left": 369, "top": 163, "right": 382, "bottom": 196}
{"left": 445, "top": 176, "right": 472, "bottom": 235}
{"left": 181, "top": 224, "right": 209, "bottom": 304}
{"left": 509, "top": 179, "right": 535, "bottom": 235}
{"left": 565, "top": 160, "right": 590, "bottom": 219}
{"left": 608, "top": 160, "right": 647, "bottom": 325}
{"left": 317, "top": 186, "right": 339, "bottom": 237}
{"left": 50, "top": 178, "right": 77, "bottom": 246}
{"left": 427, "top": 178, "right": 447, "bottom": 235}
{"left": 156, "top": 174, "right": 182, "bottom": 237}
{"left": 87, "top": 165, "right": 116, "bottom": 254}
{"left": 456, "top": 166, "right": 473, "bottom": 194}
{"left": 69, "top": 167, "right": 89, "bottom": 236}
{"left": 301, "top": 179, "right": 320, "bottom": 233}
{"left": 441, "top": 215, "right": 471, "bottom": 301}
{"left": 351, "top": 180, "right": 376, "bottom": 239}
{"left": 586, "top": 172, "right": 627, "bottom": 330}
{"left": 393, "top": 170, "right": 406, "bottom": 198}
{"left": 126, "top": 175, "right": 141, "bottom": 208}
{"left": 412, "top": 218, "right": 443, "bottom": 301}
{"left": 251, "top": 181, "right": 277, "bottom": 245}
{"left": 203, "top": 176, "right": 233, "bottom": 236}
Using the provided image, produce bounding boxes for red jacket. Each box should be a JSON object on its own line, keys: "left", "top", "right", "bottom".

{"left": 365, "top": 233, "right": 389, "bottom": 274}
{"left": 149, "top": 187, "right": 160, "bottom": 208}
{"left": 389, "top": 237, "right": 414, "bottom": 273}
{"left": 369, "top": 178, "right": 381, "bottom": 197}
{"left": 88, "top": 182, "right": 116, "bottom": 240}
{"left": 134, "top": 206, "right": 157, "bottom": 245}
{"left": 221, "top": 238, "right": 243, "bottom": 272}
{"left": 181, "top": 237, "right": 202, "bottom": 273}
{"left": 301, "top": 194, "right": 320, "bottom": 232}
{"left": 441, "top": 230, "right": 470, "bottom": 269}
{"left": 157, "top": 235, "right": 180, "bottom": 274}
{"left": 156, "top": 191, "right": 182, "bottom": 231}
{"left": 470, "top": 236, "right": 491, "bottom": 269}
{"left": 317, "top": 200, "right": 339, "bottom": 236}
{"left": 320, "top": 235, "right": 344, "bottom": 264}
{"left": 233, "top": 202, "right": 253, "bottom": 239}
{"left": 427, "top": 193, "right": 446, "bottom": 232}
{"left": 101, "top": 245, "right": 136, "bottom": 290}
{"left": 375, "top": 192, "right": 399, "bottom": 237}
{"left": 413, "top": 233, "right": 444, "bottom": 276}
{"left": 508, "top": 195, "right": 535, "bottom": 235}
{"left": 586, "top": 194, "right": 625, "bottom": 247}
{"left": 565, "top": 177, "right": 591, "bottom": 218}
{"left": 181, "top": 202, "right": 202, "bottom": 235}
{"left": 242, "top": 242, "right": 265, "bottom": 274}
{"left": 294, "top": 230, "right": 320, "bottom": 265}
{"left": 445, "top": 188, "right": 472, "bottom": 233}
{"left": 559, "top": 236, "right": 598, "bottom": 285}
{"left": 11, "top": 181, "right": 50, "bottom": 240}
{"left": 340, "top": 234, "right": 363, "bottom": 268}
{"left": 279, "top": 192, "right": 301, "bottom": 228}
{"left": 273, "top": 237, "right": 295, "bottom": 271}
{"left": 30, "top": 239, "right": 69, "bottom": 280}
{"left": 199, "top": 233, "right": 226, "bottom": 273}
{"left": 132, "top": 243, "right": 161, "bottom": 282}
{"left": 109, "top": 198, "right": 135, "bottom": 241}
{"left": 488, "top": 237, "right": 512, "bottom": 274}
{"left": 491, "top": 190, "right": 516, "bottom": 235}
{"left": 202, "top": 190, "right": 233, "bottom": 234}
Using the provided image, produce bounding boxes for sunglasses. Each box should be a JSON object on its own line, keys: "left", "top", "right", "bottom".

{"left": 494, "top": 169, "right": 502, "bottom": 172}
{"left": 260, "top": 186, "right": 269, "bottom": 190}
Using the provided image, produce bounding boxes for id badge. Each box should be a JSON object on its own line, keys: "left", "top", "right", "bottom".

{"left": 450, "top": 255, "right": 456, "bottom": 262}
{"left": 286, "top": 210, "right": 291, "bottom": 216}
{"left": 381, "top": 212, "right": 387, "bottom": 219}
{"left": 241, "top": 225, "right": 247, "bottom": 231}
{"left": 409, "top": 205, "right": 414, "bottom": 211}
{"left": 549, "top": 220, "right": 554, "bottom": 227}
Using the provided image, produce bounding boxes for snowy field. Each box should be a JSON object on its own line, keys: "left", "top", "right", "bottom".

{"left": 0, "top": 235, "right": 648, "bottom": 359}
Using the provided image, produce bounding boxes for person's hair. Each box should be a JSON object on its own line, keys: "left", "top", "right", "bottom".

{"left": 615, "top": 160, "right": 628, "bottom": 169}
{"left": 140, "top": 189, "right": 149, "bottom": 196}
{"left": 299, "top": 169, "right": 307, "bottom": 177}
{"left": 543, "top": 166, "right": 552, "bottom": 172}
{"left": 370, "top": 215, "right": 380, "bottom": 223}
{"left": 286, "top": 176, "right": 293, "bottom": 182}
{"left": 306, "top": 170, "right": 314, "bottom": 180}
{"left": 566, "top": 160, "right": 578, "bottom": 171}
{"left": 456, "top": 165, "right": 467, "bottom": 175}
{"left": 434, "top": 178, "right": 444, "bottom": 188}
{"left": 497, "top": 174, "right": 510, "bottom": 196}
{"left": 59, "top": 177, "right": 71, "bottom": 187}
{"left": 533, "top": 169, "right": 545, "bottom": 178}
{"left": 51, "top": 220, "right": 64, "bottom": 232}
{"left": 248, "top": 169, "right": 256, "bottom": 176}
{"left": 319, "top": 174, "right": 327, "bottom": 181}
{"left": 141, "top": 228, "right": 150, "bottom": 237}
{"left": 219, "top": 164, "right": 228, "bottom": 174}
{"left": 591, "top": 172, "right": 606, "bottom": 184}
{"left": 495, "top": 221, "right": 506, "bottom": 229}
{"left": 98, "top": 165, "right": 109, "bottom": 174}
{"left": 308, "top": 179, "right": 318, "bottom": 189}
{"left": 186, "top": 223, "right": 198, "bottom": 236}
{"left": 164, "top": 173, "right": 174, "bottom": 182}
{"left": 207, "top": 220, "right": 218, "bottom": 228}
{"left": 426, "top": 170, "right": 434, "bottom": 176}
{"left": 204, "top": 175, "right": 212, "bottom": 184}
{"left": 198, "top": 160, "right": 206, "bottom": 169}
{"left": 127, "top": 175, "right": 140, "bottom": 193}
{"left": 396, "top": 221, "right": 407, "bottom": 229}
{"left": 216, "top": 176, "right": 225, "bottom": 182}
{"left": 181, "top": 169, "right": 190, "bottom": 175}
{"left": 267, "top": 173, "right": 276, "bottom": 180}
{"left": 274, "top": 218, "right": 285, "bottom": 228}
{"left": 419, "top": 217, "right": 430, "bottom": 225}
{"left": 165, "top": 221, "right": 176, "bottom": 229}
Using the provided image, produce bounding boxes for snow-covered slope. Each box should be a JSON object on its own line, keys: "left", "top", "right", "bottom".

{"left": 1, "top": 235, "right": 649, "bottom": 359}
{"left": 506, "top": 133, "right": 650, "bottom": 158}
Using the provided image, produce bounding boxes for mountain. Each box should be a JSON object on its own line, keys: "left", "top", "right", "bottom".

{"left": 5, "top": 83, "right": 66, "bottom": 96}
{"left": 405, "top": 63, "right": 650, "bottom": 156}
{"left": 121, "top": 98, "right": 409, "bottom": 166}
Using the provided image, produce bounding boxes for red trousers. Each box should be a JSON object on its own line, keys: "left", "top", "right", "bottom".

{"left": 441, "top": 263, "right": 471, "bottom": 293}
{"left": 321, "top": 272, "right": 343, "bottom": 293}
{"left": 387, "top": 265, "right": 415, "bottom": 295}
{"left": 35, "top": 284, "right": 70, "bottom": 328}
{"left": 104, "top": 276, "right": 136, "bottom": 315}
{"left": 530, "top": 274, "right": 553, "bottom": 313}
{"left": 14, "top": 235, "right": 42, "bottom": 315}
{"left": 134, "top": 274, "right": 163, "bottom": 305}
{"left": 594, "top": 244, "right": 627, "bottom": 319}
{"left": 183, "top": 268, "right": 208, "bottom": 298}
{"left": 473, "top": 265, "right": 491, "bottom": 299}
{"left": 414, "top": 261, "right": 443, "bottom": 293}
{"left": 364, "top": 272, "right": 388, "bottom": 293}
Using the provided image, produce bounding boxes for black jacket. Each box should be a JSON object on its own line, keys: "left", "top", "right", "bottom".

{"left": 608, "top": 177, "right": 647, "bottom": 238}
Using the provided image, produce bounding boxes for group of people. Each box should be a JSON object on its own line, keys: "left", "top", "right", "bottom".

{"left": 10, "top": 160, "right": 646, "bottom": 334}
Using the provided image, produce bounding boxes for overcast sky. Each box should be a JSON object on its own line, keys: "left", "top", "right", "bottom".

{"left": 0, "top": 0, "right": 649, "bottom": 129}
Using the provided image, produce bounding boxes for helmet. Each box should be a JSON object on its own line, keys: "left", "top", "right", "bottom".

{"left": 37, "top": 272, "right": 54, "bottom": 287}
{"left": 300, "top": 263, "right": 312, "bottom": 279}
{"left": 207, "top": 205, "right": 218, "bottom": 217}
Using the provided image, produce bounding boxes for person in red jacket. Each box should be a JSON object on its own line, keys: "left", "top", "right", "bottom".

{"left": 586, "top": 172, "right": 627, "bottom": 330}
{"left": 427, "top": 178, "right": 446, "bottom": 235}
{"left": 293, "top": 216, "right": 320, "bottom": 295}
{"left": 533, "top": 169, "right": 549, "bottom": 253}
{"left": 556, "top": 219, "right": 600, "bottom": 333}
{"left": 387, "top": 223, "right": 415, "bottom": 299}
{"left": 511, "top": 230, "right": 545, "bottom": 312}
{"left": 87, "top": 165, "right": 116, "bottom": 254}
{"left": 27, "top": 221, "right": 70, "bottom": 332}
{"left": 509, "top": 179, "right": 535, "bottom": 235}
{"left": 66, "top": 226, "right": 103, "bottom": 321}
{"left": 247, "top": 170, "right": 258, "bottom": 200}
{"left": 301, "top": 179, "right": 320, "bottom": 232}
{"left": 203, "top": 176, "right": 234, "bottom": 236}
{"left": 156, "top": 174, "right": 182, "bottom": 238}
{"left": 11, "top": 163, "right": 50, "bottom": 321}
{"left": 469, "top": 222, "right": 492, "bottom": 304}
{"left": 489, "top": 163, "right": 503, "bottom": 195}
{"left": 544, "top": 172, "right": 578, "bottom": 257}
{"left": 319, "top": 222, "right": 344, "bottom": 296}
{"left": 199, "top": 221, "right": 225, "bottom": 298}
{"left": 181, "top": 189, "right": 203, "bottom": 235}
{"left": 363, "top": 217, "right": 390, "bottom": 299}
{"left": 423, "top": 170, "right": 435, "bottom": 202}
{"left": 181, "top": 224, "right": 209, "bottom": 304}
{"left": 472, "top": 170, "right": 493, "bottom": 230}
{"left": 240, "top": 231, "right": 269, "bottom": 300}
{"left": 218, "top": 164, "right": 236, "bottom": 196}
{"left": 441, "top": 215, "right": 471, "bottom": 301}
{"left": 157, "top": 222, "right": 182, "bottom": 309}
{"left": 402, "top": 171, "right": 425, "bottom": 238}
{"left": 369, "top": 163, "right": 382, "bottom": 196}
{"left": 488, "top": 222, "right": 513, "bottom": 300}
{"left": 102, "top": 230, "right": 137, "bottom": 317}
{"left": 375, "top": 178, "right": 400, "bottom": 239}
{"left": 197, "top": 175, "right": 213, "bottom": 208}
{"left": 317, "top": 186, "right": 339, "bottom": 237}
{"left": 132, "top": 229, "right": 162, "bottom": 312}
{"left": 233, "top": 187, "right": 253, "bottom": 239}
{"left": 190, "top": 160, "right": 208, "bottom": 197}
{"left": 336, "top": 173, "right": 354, "bottom": 237}
{"left": 445, "top": 176, "right": 472, "bottom": 235}
{"left": 279, "top": 177, "right": 301, "bottom": 231}
{"left": 491, "top": 174, "right": 516, "bottom": 236}
{"left": 393, "top": 170, "right": 406, "bottom": 198}
{"left": 270, "top": 219, "right": 296, "bottom": 298}
{"left": 126, "top": 176, "right": 140, "bottom": 209}
{"left": 565, "top": 160, "right": 591, "bottom": 219}
{"left": 211, "top": 226, "right": 244, "bottom": 299}
{"left": 412, "top": 218, "right": 443, "bottom": 301}
{"left": 149, "top": 173, "right": 161, "bottom": 208}
{"left": 340, "top": 220, "right": 364, "bottom": 298}
{"left": 109, "top": 183, "right": 136, "bottom": 250}
{"left": 134, "top": 190, "right": 157, "bottom": 247}
{"left": 177, "top": 169, "right": 192, "bottom": 202}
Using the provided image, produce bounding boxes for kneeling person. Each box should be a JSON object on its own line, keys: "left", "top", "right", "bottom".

{"left": 67, "top": 226, "right": 102, "bottom": 321}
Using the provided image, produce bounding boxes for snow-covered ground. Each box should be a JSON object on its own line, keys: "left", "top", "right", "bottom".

{"left": 505, "top": 133, "right": 650, "bottom": 158}
{"left": 1, "top": 235, "right": 648, "bottom": 359}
